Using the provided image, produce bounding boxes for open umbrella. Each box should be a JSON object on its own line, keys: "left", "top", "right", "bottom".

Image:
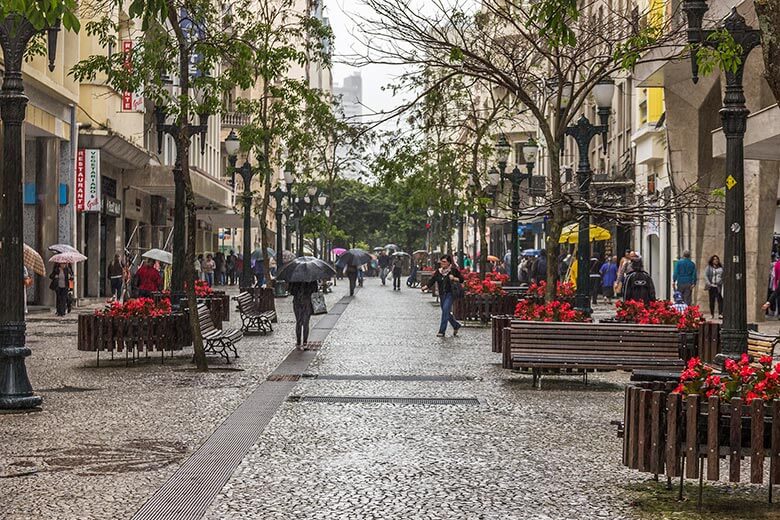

{"left": 276, "top": 256, "right": 336, "bottom": 282}
{"left": 558, "top": 224, "right": 611, "bottom": 244}
{"left": 392, "top": 251, "right": 410, "bottom": 257}
{"left": 337, "top": 248, "right": 372, "bottom": 267}
{"left": 252, "top": 247, "right": 276, "bottom": 261}
{"left": 142, "top": 248, "right": 173, "bottom": 264}
{"left": 23, "top": 244, "right": 45, "bottom": 276}
{"left": 281, "top": 250, "right": 296, "bottom": 264}
{"left": 522, "top": 249, "right": 542, "bottom": 257}
{"left": 487, "top": 255, "right": 500, "bottom": 262}
{"left": 332, "top": 247, "right": 347, "bottom": 256}
{"left": 412, "top": 250, "right": 428, "bottom": 256}
{"left": 48, "top": 244, "right": 80, "bottom": 254}
{"left": 373, "top": 247, "right": 384, "bottom": 252}
{"left": 49, "top": 251, "right": 87, "bottom": 264}
{"left": 384, "top": 244, "right": 399, "bottom": 251}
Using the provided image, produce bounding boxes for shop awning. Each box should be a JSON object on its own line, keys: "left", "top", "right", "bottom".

{"left": 125, "top": 163, "right": 234, "bottom": 209}
{"left": 78, "top": 130, "right": 153, "bottom": 170}
{"left": 712, "top": 104, "right": 780, "bottom": 160}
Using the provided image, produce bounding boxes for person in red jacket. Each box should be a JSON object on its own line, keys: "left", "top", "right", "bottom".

{"left": 136, "top": 259, "right": 162, "bottom": 298}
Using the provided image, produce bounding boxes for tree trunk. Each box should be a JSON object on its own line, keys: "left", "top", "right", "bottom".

{"left": 755, "top": 0, "right": 780, "bottom": 104}
{"left": 545, "top": 141, "right": 566, "bottom": 302}
{"left": 175, "top": 34, "right": 207, "bottom": 371}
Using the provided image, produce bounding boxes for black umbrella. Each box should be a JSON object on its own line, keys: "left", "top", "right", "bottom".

{"left": 275, "top": 256, "right": 336, "bottom": 282}
{"left": 337, "top": 248, "right": 372, "bottom": 267}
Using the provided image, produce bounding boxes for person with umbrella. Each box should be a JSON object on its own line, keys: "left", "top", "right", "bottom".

{"left": 422, "top": 254, "right": 464, "bottom": 337}
{"left": 49, "top": 262, "right": 73, "bottom": 316}
{"left": 338, "top": 249, "right": 371, "bottom": 296}
{"left": 276, "top": 257, "right": 336, "bottom": 349}
{"left": 136, "top": 258, "right": 162, "bottom": 298}
{"left": 378, "top": 251, "right": 390, "bottom": 286}
{"left": 392, "top": 257, "right": 403, "bottom": 291}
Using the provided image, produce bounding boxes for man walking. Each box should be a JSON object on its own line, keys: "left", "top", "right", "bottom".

{"left": 673, "top": 250, "right": 697, "bottom": 305}
{"left": 392, "top": 259, "right": 402, "bottom": 291}
{"left": 378, "top": 252, "right": 390, "bottom": 286}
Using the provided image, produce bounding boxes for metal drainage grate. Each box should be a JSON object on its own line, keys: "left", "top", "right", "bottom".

{"left": 266, "top": 374, "right": 301, "bottom": 382}
{"left": 305, "top": 374, "right": 476, "bottom": 382}
{"left": 303, "top": 341, "right": 323, "bottom": 351}
{"left": 288, "top": 395, "right": 481, "bottom": 406}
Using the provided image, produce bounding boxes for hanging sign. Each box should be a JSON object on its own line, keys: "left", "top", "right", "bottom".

{"left": 120, "top": 40, "right": 145, "bottom": 112}
{"left": 76, "top": 149, "right": 101, "bottom": 212}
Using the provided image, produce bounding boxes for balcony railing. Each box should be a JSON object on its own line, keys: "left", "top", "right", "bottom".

{"left": 222, "top": 112, "right": 250, "bottom": 128}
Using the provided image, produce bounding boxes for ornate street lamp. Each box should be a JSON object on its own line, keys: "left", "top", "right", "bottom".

{"left": 495, "top": 136, "right": 539, "bottom": 285}
{"left": 155, "top": 78, "right": 211, "bottom": 292}
{"left": 224, "top": 130, "right": 262, "bottom": 290}
{"left": 270, "top": 164, "right": 295, "bottom": 297}
{"left": 682, "top": 3, "right": 760, "bottom": 360}
{"left": 565, "top": 77, "right": 615, "bottom": 315}
{"left": 0, "top": 15, "right": 61, "bottom": 410}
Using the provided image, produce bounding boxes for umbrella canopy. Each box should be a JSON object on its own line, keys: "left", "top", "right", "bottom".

{"left": 522, "top": 249, "right": 542, "bottom": 257}
{"left": 558, "top": 224, "right": 612, "bottom": 244}
{"left": 487, "top": 255, "right": 500, "bottom": 262}
{"left": 373, "top": 247, "right": 384, "bottom": 252}
{"left": 23, "top": 244, "right": 45, "bottom": 276}
{"left": 337, "top": 248, "right": 372, "bottom": 267}
{"left": 48, "top": 244, "right": 80, "bottom": 254}
{"left": 142, "top": 248, "right": 173, "bottom": 264}
{"left": 252, "top": 247, "right": 276, "bottom": 261}
{"left": 392, "top": 251, "right": 410, "bottom": 257}
{"left": 332, "top": 247, "right": 347, "bottom": 256}
{"left": 412, "top": 250, "right": 428, "bottom": 256}
{"left": 281, "top": 250, "right": 296, "bottom": 264}
{"left": 49, "top": 251, "right": 87, "bottom": 264}
{"left": 276, "top": 256, "right": 336, "bottom": 283}
{"left": 384, "top": 244, "right": 399, "bottom": 251}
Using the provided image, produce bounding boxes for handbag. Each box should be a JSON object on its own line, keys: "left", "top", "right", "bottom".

{"left": 311, "top": 291, "right": 327, "bottom": 315}
{"left": 24, "top": 276, "right": 33, "bottom": 288}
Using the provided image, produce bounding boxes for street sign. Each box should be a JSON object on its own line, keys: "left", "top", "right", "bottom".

{"left": 76, "top": 149, "right": 101, "bottom": 212}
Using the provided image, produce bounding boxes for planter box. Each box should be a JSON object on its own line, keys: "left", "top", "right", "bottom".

{"left": 622, "top": 382, "right": 780, "bottom": 486}
{"left": 453, "top": 293, "right": 518, "bottom": 324}
{"left": 77, "top": 313, "right": 191, "bottom": 354}
{"left": 491, "top": 315, "right": 514, "bottom": 353}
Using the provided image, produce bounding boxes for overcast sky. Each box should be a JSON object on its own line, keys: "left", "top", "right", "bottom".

{"left": 325, "top": 0, "right": 405, "bottom": 118}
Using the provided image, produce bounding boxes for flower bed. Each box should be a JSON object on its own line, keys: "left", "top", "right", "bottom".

{"left": 622, "top": 379, "right": 780, "bottom": 492}
{"left": 452, "top": 272, "right": 515, "bottom": 323}
{"left": 674, "top": 354, "right": 779, "bottom": 403}
{"left": 77, "top": 311, "right": 191, "bottom": 360}
{"left": 463, "top": 272, "right": 508, "bottom": 296}
{"left": 514, "top": 299, "right": 588, "bottom": 322}
{"left": 96, "top": 297, "right": 171, "bottom": 318}
{"left": 614, "top": 300, "right": 705, "bottom": 331}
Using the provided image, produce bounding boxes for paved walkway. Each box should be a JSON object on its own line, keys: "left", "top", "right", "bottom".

{"left": 203, "top": 283, "right": 641, "bottom": 520}
{"left": 11, "top": 280, "right": 774, "bottom": 519}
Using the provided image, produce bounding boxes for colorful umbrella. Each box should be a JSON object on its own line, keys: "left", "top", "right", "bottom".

{"left": 332, "top": 247, "right": 347, "bottom": 256}
{"left": 49, "top": 251, "right": 87, "bottom": 264}
{"left": 23, "top": 244, "right": 45, "bottom": 276}
{"left": 487, "top": 255, "right": 500, "bottom": 262}
{"left": 558, "top": 224, "right": 611, "bottom": 244}
{"left": 48, "top": 244, "right": 80, "bottom": 254}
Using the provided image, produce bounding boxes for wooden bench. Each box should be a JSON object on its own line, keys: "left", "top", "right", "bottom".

{"left": 234, "top": 292, "right": 275, "bottom": 334}
{"left": 196, "top": 304, "right": 243, "bottom": 363}
{"left": 501, "top": 320, "right": 684, "bottom": 388}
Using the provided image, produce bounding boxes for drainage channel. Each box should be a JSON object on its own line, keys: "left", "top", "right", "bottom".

{"left": 289, "top": 395, "right": 482, "bottom": 406}
{"left": 131, "top": 294, "right": 352, "bottom": 520}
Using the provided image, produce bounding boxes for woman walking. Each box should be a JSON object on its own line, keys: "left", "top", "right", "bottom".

{"left": 107, "top": 254, "right": 124, "bottom": 301}
{"left": 49, "top": 262, "right": 72, "bottom": 317}
{"left": 289, "top": 280, "right": 318, "bottom": 349}
{"left": 423, "top": 255, "right": 464, "bottom": 337}
{"left": 704, "top": 255, "right": 724, "bottom": 319}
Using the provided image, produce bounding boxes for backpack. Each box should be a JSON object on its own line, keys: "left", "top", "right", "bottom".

{"left": 625, "top": 271, "right": 654, "bottom": 304}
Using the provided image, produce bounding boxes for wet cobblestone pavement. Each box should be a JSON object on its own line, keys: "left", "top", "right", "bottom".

{"left": 203, "top": 284, "right": 645, "bottom": 520}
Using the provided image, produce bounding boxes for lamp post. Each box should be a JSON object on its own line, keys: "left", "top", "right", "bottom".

{"left": 156, "top": 80, "right": 211, "bottom": 292}
{"left": 456, "top": 203, "right": 465, "bottom": 268}
{"left": 426, "top": 207, "right": 434, "bottom": 255}
{"left": 682, "top": 3, "right": 760, "bottom": 360}
{"left": 270, "top": 164, "right": 295, "bottom": 296}
{"left": 0, "top": 15, "right": 60, "bottom": 410}
{"left": 495, "top": 135, "right": 539, "bottom": 285}
{"left": 564, "top": 78, "right": 615, "bottom": 315}
{"left": 224, "top": 130, "right": 261, "bottom": 290}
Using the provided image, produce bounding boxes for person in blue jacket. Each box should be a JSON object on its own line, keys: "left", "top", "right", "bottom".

{"left": 673, "top": 250, "right": 697, "bottom": 305}
{"left": 600, "top": 255, "right": 618, "bottom": 303}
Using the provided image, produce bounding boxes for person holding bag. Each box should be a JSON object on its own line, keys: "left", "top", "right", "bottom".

{"left": 422, "top": 254, "right": 464, "bottom": 337}
{"left": 49, "top": 263, "right": 72, "bottom": 317}
{"left": 289, "top": 280, "right": 318, "bottom": 349}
